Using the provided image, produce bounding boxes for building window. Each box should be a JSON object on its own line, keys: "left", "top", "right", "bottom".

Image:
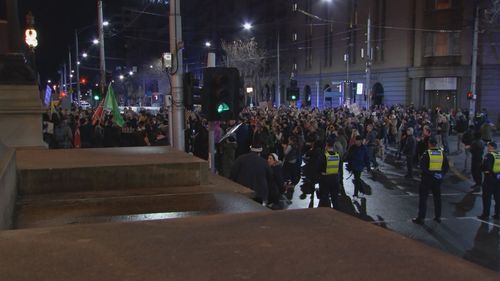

{"left": 424, "top": 32, "right": 461, "bottom": 57}
{"left": 292, "top": 3, "right": 298, "bottom": 12}
{"left": 435, "top": 0, "right": 451, "bottom": 10}
{"left": 292, "top": 32, "right": 298, "bottom": 42}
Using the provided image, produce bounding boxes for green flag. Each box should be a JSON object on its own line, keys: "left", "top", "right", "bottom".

{"left": 104, "top": 83, "right": 125, "bottom": 127}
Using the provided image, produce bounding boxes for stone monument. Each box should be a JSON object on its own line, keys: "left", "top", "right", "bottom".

{"left": 0, "top": 0, "right": 46, "bottom": 149}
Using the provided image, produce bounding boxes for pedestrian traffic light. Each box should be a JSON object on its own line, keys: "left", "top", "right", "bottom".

{"left": 202, "top": 67, "right": 242, "bottom": 121}
{"left": 287, "top": 79, "right": 300, "bottom": 101}
{"left": 467, "top": 91, "right": 474, "bottom": 100}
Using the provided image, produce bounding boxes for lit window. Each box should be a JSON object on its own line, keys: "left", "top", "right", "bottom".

{"left": 435, "top": 0, "right": 451, "bottom": 10}
{"left": 293, "top": 63, "right": 298, "bottom": 71}
{"left": 292, "top": 32, "right": 298, "bottom": 41}
{"left": 292, "top": 3, "right": 298, "bottom": 11}
{"left": 424, "top": 32, "right": 461, "bottom": 57}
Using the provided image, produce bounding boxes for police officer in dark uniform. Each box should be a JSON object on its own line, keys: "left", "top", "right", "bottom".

{"left": 318, "top": 137, "right": 342, "bottom": 209}
{"left": 478, "top": 142, "right": 500, "bottom": 220}
{"left": 413, "top": 137, "right": 449, "bottom": 224}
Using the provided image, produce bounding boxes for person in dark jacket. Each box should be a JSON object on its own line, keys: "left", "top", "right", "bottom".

{"left": 403, "top": 127, "right": 416, "bottom": 179}
{"left": 230, "top": 144, "right": 273, "bottom": 204}
{"left": 267, "top": 153, "right": 284, "bottom": 209}
{"left": 477, "top": 142, "right": 500, "bottom": 220}
{"left": 413, "top": 137, "right": 450, "bottom": 224}
{"left": 346, "top": 135, "right": 371, "bottom": 197}
{"left": 470, "top": 132, "right": 485, "bottom": 189}
{"left": 461, "top": 125, "right": 474, "bottom": 172}
{"left": 365, "top": 124, "right": 379, "bottom": 170}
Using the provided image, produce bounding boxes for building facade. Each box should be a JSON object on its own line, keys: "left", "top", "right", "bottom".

{"left": 286, "top": 0, "right": 500, "bottom": 122}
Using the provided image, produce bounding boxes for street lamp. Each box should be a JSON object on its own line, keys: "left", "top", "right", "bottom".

{"left": 128, "top": 71, "right": 133, "bottom": 76}
{"left": 205, "top": 41, "right": 212, "bottom": 48}
{"left": 92, "top": 38, "right": 99, "bottom": 45}
{"left": 103, "top": 20, "right": 109, "bottom": 26}
{"left": 47, "top": 80, "right": 51, "bottom": 84}
{"left": 82, "top": 52, "right": 88, "bottom": 58}
{"left": 119, "top": 75, "right": 124, "bottom": 80}
{"left": 243, "top": 22, "right": 253, "bottom": 31}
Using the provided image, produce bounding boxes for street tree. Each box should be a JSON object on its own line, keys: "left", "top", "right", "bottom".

{"left": 221, "top": 38, "right": 267, "bottom": 104}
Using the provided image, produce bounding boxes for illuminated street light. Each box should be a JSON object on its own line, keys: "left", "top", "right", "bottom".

{"left": 92, "top": 38, "right": 99, "bottom": 45}
{"left": 103, "top": 21, "right": 109, "bottom": 26}
{"left": 205, "top": 41, "right": 212, "bottom": 47}
{"left": 82, "top": 52, "right": 88, "bottom": 58}
{"left": 77, "top": 61, "right": 81, "bottom": 65}
{"left": 150, "top": 65, "right": 154, "bottom": 69}
{"left": 47, "top": 80, "right": 51, "bottom": 83}
{"left": 243, "top": 22, "right": 253, "bottom": 31}
{"left": 128, "top": 71, "right": 133, "bottom": 76}
{"left": 119, "top": 75, "right": 124, "bottom": 80}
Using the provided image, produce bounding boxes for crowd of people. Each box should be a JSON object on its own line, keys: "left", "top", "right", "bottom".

{"left": 42, "top": 102, "right": 499, "bottom": 221}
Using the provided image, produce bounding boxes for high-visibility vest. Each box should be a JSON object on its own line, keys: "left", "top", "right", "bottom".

{"left": 490, "top": 151, "right": 500, "bottom": 174}
{"left": 428, "top": 149, "right": 443, "bottom": 172}
{"left": 325, "top": 152, "right": 340, "bottom": 175}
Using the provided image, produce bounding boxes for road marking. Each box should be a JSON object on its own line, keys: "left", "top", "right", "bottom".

{"left": 456, "top": 216, "right": 500, "bottom": 228}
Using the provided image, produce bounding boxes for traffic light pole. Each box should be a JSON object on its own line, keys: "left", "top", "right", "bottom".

{"left": 75, "top": 30, "right": 81, "bottom": 106}
{"left": 98, "top": 0, "right": 106, "bottom": 97}
{"left": 207, "top": 53, "right": 216, "bottom": 173}
{"left": 169, "top": 0, "right": 185, "bottom": 151}
{"left": 470, "top": 5, "right": 479, "bottom": 117}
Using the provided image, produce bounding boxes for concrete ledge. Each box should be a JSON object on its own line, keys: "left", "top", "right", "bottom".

{"left": 15, "top": 192, "right": 267, "bottom": 229}
{"left": 0, "top": 208, "right": 498, "bottom": 281}
{"left": 16, "top": 147, "right": 209, "bottom": 195}
{"left": 0, "top": 142, "right": 17, "bottom": 229}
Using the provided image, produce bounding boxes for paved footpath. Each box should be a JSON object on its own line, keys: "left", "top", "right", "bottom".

{"left": 288, "top": 134, "right": 500, "bottom": 273}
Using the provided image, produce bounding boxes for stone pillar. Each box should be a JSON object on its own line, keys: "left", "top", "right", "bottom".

{"left": 0, "top": 55, "right": 46, "bottom": 149}
{"left": 0, "top": 1, "right": 45, "bottom": 149}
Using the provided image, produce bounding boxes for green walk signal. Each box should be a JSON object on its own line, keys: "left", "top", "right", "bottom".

{"left": 217, "top": 102, "right": 230, "bottom": 113}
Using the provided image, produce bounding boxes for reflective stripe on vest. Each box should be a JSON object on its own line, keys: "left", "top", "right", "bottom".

{"left": 428, "top": 149, "right": 443, "bottom": 172}
{"left": 325, "top": 152, "right": 340, "bottom": 175}
{"left": 490, "top": 151, "right": 500, "bottom": 174}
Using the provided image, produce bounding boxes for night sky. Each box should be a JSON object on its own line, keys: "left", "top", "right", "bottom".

{"left": 17, "top": 0, "right": 99, "bottom": 82}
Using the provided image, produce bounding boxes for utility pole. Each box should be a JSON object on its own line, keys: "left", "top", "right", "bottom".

{"left": 169, "top": 0, "right": 185, "bottom": 151}
{"left": 207, "top": 53, "right": 216, "bottom": 173}
{"left": 68, "top": 48, "right": 73, "bottom": 103}
{"left": 63, "top": 63, "right": 67, "bottom": 93}
{"left": 470, "top": 5, "right": 480, "bottom": 117}
{"left": 98, "top": 0, "right": 106, "bottom": 96}
{"left": 365, "top": 10, "right": 372, "bottom": 109}
{"left": 75, "top": 30, "right": 81, "bottom": 106}
{"left": 276, "top": 30, "right": 281, "bottom": 107}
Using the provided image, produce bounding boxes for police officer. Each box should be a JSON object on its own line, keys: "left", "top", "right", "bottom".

{"left": 478, "top": 142, "right": 500, "bottom": 220}
{"left": 413, "top": 137, "right": 449, "bottom": 224}
{"left": 318, "top": 137, "right": 342, "bottom": 209}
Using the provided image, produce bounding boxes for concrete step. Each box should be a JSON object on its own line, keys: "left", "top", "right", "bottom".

{"left": 15, "top": 191, "right": 267, "bottom": 229}
{"left": 1, "top": 208, "right": 498, "bottom": 281}
{"left": 16, "top": 147, "right": 209, "bottom": 195}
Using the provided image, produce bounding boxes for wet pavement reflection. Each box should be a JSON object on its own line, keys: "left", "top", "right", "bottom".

{"left": 286, "top": 152, "right": 500, "bottom": 272}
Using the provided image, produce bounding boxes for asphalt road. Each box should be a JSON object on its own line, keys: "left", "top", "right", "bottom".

{"left": 287, "top": 141, "right": 500, "bottom": 273}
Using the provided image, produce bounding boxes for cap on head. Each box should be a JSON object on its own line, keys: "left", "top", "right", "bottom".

{"left": 270, "top": 153, "right": 279, "bottom": 161}
{"left": 250, "top": 143, "right": 263, "bottom": 153}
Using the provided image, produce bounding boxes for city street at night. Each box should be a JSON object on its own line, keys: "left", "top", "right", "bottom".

{"left": 1, "top": 0, "right": 500, "bottom": 279}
